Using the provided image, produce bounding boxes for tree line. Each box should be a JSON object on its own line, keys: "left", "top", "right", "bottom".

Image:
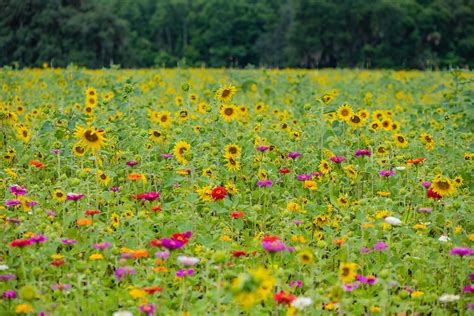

{"left": 0, "top": 0, "right": 472, "bottom": 69}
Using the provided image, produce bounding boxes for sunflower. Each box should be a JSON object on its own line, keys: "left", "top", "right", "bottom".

{"left": 197, "top": 185, "right": 213, "bottom": 202}
{"left": 376, "top": 145, "right": 388, "bottom": 155}
{"left": 52, "top": 189, "right": 66, "bottom": 202}
{"left": 298, "top": 249, "right": 315, "bottom": 265}
{"left": 394, "top": 134, "right": 408, "bottom": 148}
{"left": 175, "top": 95, "right": 183, "bottom": 106}
{"left": 337, "top": 195, "right": 349, "bottom": 207}
{"left": 290, "top": 130, "right": 301, "bottom": 139}
{"left": 97, "top": 170, "right": 110, "bottom": 186}
{"left": 75, "top": 125, "right": 106, "bottom": 152}
{"left": 158, "top": 111, "right": 171, "bottom": 128}
{"left": 226, "top": 157, "right": 241, "bottom": 171}
{"left": 358, "top": 109, "right": 369, "bottom": 120}
{"left": 238, "top": 105, "right": 249, "bottom": 118}
{"left": 324, "top": 112, "right": 337, "bottom": 123}
{"left": 173, "top": 141, "right": 191, "bottom": 164}
{"left": 189, "top": 93, "right": 198, "bottom": 103}
{"left": 110, "top": 213, "right": 120, "bottom": 227}
{"left": 84, "top": 105, "right": 94, "bottom": 116}
{"left": 254, "top": 102, "right": 265, "bottom": 113}
{"left": 453, "top": 176, "right": 463, "bottom": 186}
{"left": 339, "top": 262, "right": 357, "bottom": 283}
{"left": 369, "top": 122, "right": 380, "bottom": 132}
{"left": 347, "top": 114, "right": 365, "bottom": 128}
{"left": 224, "top": 144, "right": 241, "bottom": 159}
{"left": 72, "top": 144, "right": 86, "bottom": 157}
{"left": 381, "top": 119, "right": 392, "bottom": 131}
{"left": 343, "top": 165, "right": 357, "bottom": 178}
{"left": 319, "top": 159, "right": 331, "bottom": 174}
{"left": 149, "top": 130, "right": 164, "bottom": 143}
{"left": 321, "top": 93, "right": 334, "bottom": 104}
{"left": 220, "top": 104, "right": 237, "bottom": 122}
{"left": 372, "top": 110, "right": 384, "bottom": 121}
{"left": 197, "top": 102, "right": 209, "bottom": 114}
{"left": 337, "top": 104, "right": 353, "bottom": 121}
{"left": 391, "top": 121, "right": 400, "bottom": 131}
{"left": 215, "top": 84, "right": 237, "bottom": 102}
{"left": 85, "top": 95, "right": 97, "bottom": 108}
{"left": 225, "top": 182, "right": 238, "bottom": 194}
{"left": 420, "top": 133, "right": 434, "bottom": 144}
{"left": 16, "top": 126, "right": 30, "bottom": 143}
{"left": 86, "top": 87, "right": 97, "bottom": 99}
{"left": 431, "top": 176, "right": 456, "bottom": 196}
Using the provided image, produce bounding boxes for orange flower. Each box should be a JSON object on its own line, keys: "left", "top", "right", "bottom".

{"left": 29, "top": 160, "right": 44, "bottom": 168}
{"left": 151, "top": 205, "right": 162, "bottom": 212}
{"left": 153, "top": 266, "right": 168, "bottom": 273}
{"left": 77, "top": 218, "right": 93, "bottom": 226}
{"left": 127, "top": 173, "right": 147, "bottom": 182}
{"left": 133, "top": 249, "right": 149, "bottom": 258}
{"left": 407, "top": 157, "right": 425, "bottom": 165}
{"left": 332, "top": 237, "right": 347, "bottom": 246}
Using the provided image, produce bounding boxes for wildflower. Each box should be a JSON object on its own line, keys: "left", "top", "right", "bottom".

{"left": 9, "top": 239, "right": 33, "bottom": 248}
{"left": 355, "top": 149, "right": 371, "bottom": 157}
{"left": 463, "top": 285, "right": 474, "bottom": 293}
{"left": 256, "top": 180, "right": 273, "bottom": 187}
{"left": 439, "top": 235, "right": 451, "bottom": 242}
{"left": 9, "top": 185, "right": 27, "bottom": 195}
{"left": 89, "top": 253, "right": 104, "bottom": 260}
{"left": 274, "top": 290, "right": 296, "bottom": 305}
{"left": 287, "top": 152, "right": 301, "bottom": 159}
{"left": 330, "top": 156, "right": 345, "bottom": 163}
{"left": 438, "top": 294, "right": 460, "bottom": 302}
{"left": 379, "top": 169, "right": 394, "bottom": 177}
{"left": 155, "top": 251, "right": 170, "bottom": 259}
{"left": 160, "top": 153, "right": 173, "bottom": 158}
{"left": 2, "top": 289, "right": 16, "bottom": 298}
{"left": 373, "top": 241, "right": 388, "bottom": 251}
{"left": 176, "top": 269, "right": 194, "bottom": 277}
{"left": 5, "top": 199, "right": 21, "bottom": 207}
{"left": 51, "top": 284, "right": 72, "bottom": 290}
{"left": 279, "top": 167, "right": 290, "bottom": 174}
{"left": 113, "top": 311, "right": 133, "bottom": 316}
{"left": 342, "top": 282, "right": 359, "bottom": 292}
{"left": 448, "top": 248, "right": 473, "bottom": 256}
{"left": 303, "top": 180, "right": 317, "bottom": 190}
{"left": 384, "top": 216, "right": 402, "bottom": 225}
{"left": 15, "top": 304, "right": 33, "bottom": 313}
{"left": 93, "top": 242, "right": 111, "bottom": 250}
{"left": 139, "top": 304, "right": 155, "bottom": 315}
{"left": 291, "top": 297, "right": 313, "bottom": 310}
{"left": 61, "top": 239, "right": 77, "bottom": 245}
{"left": 177, "top": 256, "right": 200, "bottom": 266}
{"left": 211, "top": 186, "right": 227, "bottom": 201}
{"left": 0, "top": 274, "right": 16, "bottom": 280}
{"left": 298, "top": 249, "right": 314, "bottom": 264}
{"left": 231, "top": 212, "right": 245, "bottom": 218}
{"left": 262, "top": 240, "right": 294, "bottom": 252}
{"left": 29, "top": 235, "right": 47, "bottom": 243}
{"left": 114, "top": 266, "right": 136, "bottom": 282}
{"left": 126, "top": 161, "right": 139, "bottom": 166}
{"left": 66, "top": 193, "right": 85, "bottom": 201}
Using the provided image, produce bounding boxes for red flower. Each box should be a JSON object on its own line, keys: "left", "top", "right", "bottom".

{"left": 84, "top": 209, "right": 101, "bottom": 215}
{"left": 231, "top": 212, "right": 245, "bottom": 218}
{"left": 262, "top": 235, "right": 280, "bottom": 242}
{"left": 151, "top": 205, "right": 162, "bottom": 212}
{"left": 149, "top": 239, "right": 162, "bottom": 247}
{"left": 143, "top": 286, "right": 163, "bottom": 295}
{"left": 427, "top": 188, "right": 442, "bottom": 199}
{"left": 171, "top": 232, "right": 192, "bottom": 244}
{"left": 9, "top": 239, "right": 33, "bottom": 248}
{"left": 51, "top": 260, "right": 65, "bottom": 266}
{"left": 274, "top": 290, "right": 296, "bottom": 305}
{"left": 211, "top": 186, "right": 227, "bottom": 201}
{"left": 279, "top": 168, "right": 290, "bottom": 174}
{"left": 231, "top": 250, "right": 247, "bottom": 257}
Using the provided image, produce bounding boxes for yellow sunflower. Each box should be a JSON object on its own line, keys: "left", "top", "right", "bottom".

{"left": 394, "top": 134, "right": 408, "bottom": 148}
{"left": 52, "top": 189, "right": 66, "bottom": 202}
{"left": 347, "top": 114, "right": 365, "bottom": 128}
{"left": 226, "top": 157, "right": 241, "bottom": 171}
{"left": 72, "top": 143, "right": 86, "bottom": 157}
{"left": 298, "top": 249, "right": 315, "bottom": 265}
{"left": 339, "top": 262, "right": 357, "bottom": 283}
{"left": 319, "top": 159, "right": 331, "bottom": 174}
{"left": 224, "top": 144, "right": 241, "bottom": 159}
{"left": 173, "top": 141, "right": 191, "bottom": 164}
{"left": 343, "top": 165, "right": 357, "bottom": 178}
{"left": 337, "top": 103, "right": 353, "bottom": 121}
{"left": 215, "top": 84, "right": 237, "bottom": 102}
{"left": 75, "top": 125, "right": 106, "bottom": 152}
{"left": 220, "top": 104, "right": 237, "bottom": 122}
{"left": 431, "top": 176, "right": 456, "bottom": 196}
{"left": 16, "top": 126, "right": 31, "bottom": 143}
{"left": 149, "top": 130, "right": 164, "bottom": 143}
{"left": 97, "top": 170, "right": 110, "bottom": 186}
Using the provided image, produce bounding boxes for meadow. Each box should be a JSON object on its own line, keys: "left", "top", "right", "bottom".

{"left": 0, "top": 67, "right": 472, "bottom": 315}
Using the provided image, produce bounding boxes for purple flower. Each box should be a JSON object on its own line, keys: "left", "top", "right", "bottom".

{"left": 467, "top": 303, "right": 474, "bottom": 310}
{"left": 373, "top": 241, "right": 388, "bottom": 251}
{"left": 355, "top": 149, "right": 371, "bottom": 157}
{"left": 463, "top": 285, "right": 474, "bottom": 293}
{"left": 378, "top": 170, "right": 395, "bottom": 177}
{"left": 160, "top": 238, "right": 184, "bottom": 250}
{"left": 110, "top": 187, "right": 119, "bottom": 192}
{"left": 114, "top": 266, "right": 136, "bottom": 282}
{"left": 469, "top": 274, "right": 474, "bottom": 281}
{"left": 418, "top": 207, "right": 432, "bottom": 213}
{"left": 311, "top": 171, "right": 323, "bottom": 177}
{"left": 155, "top": 251, "right": 170, "bottom": 259}
{"left": 126, "top": 161, "right": 139, "bottom": 166}
{"left": 2, "top": 290, "right": 16, "bottom": 299}
{"left": 6, "top": 218, "right": 21, "bottom": 224}
{"left": 26, "top": 201, "right": 38, "bottom": 207}
{"left": 330, "top": 156, "right": 345, "bottom": 163}
{"left": 421, "top": 181, "right": 431, "bottom": 188}
{"left": 120, "top": 253, "right": 134, "bottom": 259}
{"left": 449, "top": 248, "right": 473, "bottom": 256}
{"left": 66, "top": 193, "right": 85, "bottom": 201}
{"left": 51, "top": 284, "right": 72, "bottom": 290}
{"left": 296, "top": 174, "right": 311, "bottom": 181}
{"left": 139, "top": 304, "right": 155, "bottom": 315}
{"left": 9, "top": 185, "right": 27, "bottom": 195}
{"left": 5, "top": 199, "right": 21, "bottom": 207}
{"left": 30, "top": 235, "right": 47, "bottom": 243}
{"left": 61, "top": 239, "right": 77, "bottom": 245}
{"left": 46, "top": 210, "right": 56, "bottom": 217}
{"left": 256, "top": 146, "right": 269, "bottom": 152}
{"left": 293, "top": 220, "right": 304, "bottom": 225}
{"left": 262, "top": 241, "right": 293, "bottom": 252}
{"left": 176, "top": 269, "right": 194, "bottom": 277}
{"left": 359, "top": 247, "right": 373, "bottom": 254}
{"left": 342, "top": 283, "right": 359, "bottom": 292}
{"left": 256, "top": 180, "right": 273, "bottom": 187}
{"left": 160, "top": 153, "right": 173, "bottom": 158}
{"left": 50, "top": 149, "right": 62, "bottom": 154}
{"left": 0, "top": 274, "right": 16, "bottom": 281}
{"left": 289, "top": 280, "right": 303, "bottom": 287}
{"left": 93, "top": 242, "right": 111, "bottom": 250}
{"left": 287, "top": 152, "right": 301, "bottom": 159}
{"left": 356, "top": 275, "right": 377, "bottom": 285}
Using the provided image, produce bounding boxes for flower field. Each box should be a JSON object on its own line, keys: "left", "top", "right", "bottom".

{"left": 0, "top": 67, "right": 473, "bottom": 315}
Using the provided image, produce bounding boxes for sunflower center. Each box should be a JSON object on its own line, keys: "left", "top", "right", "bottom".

{"left": 342, "top": 267, "right": 350, "bottom": 276}
{"left": 153, "top": 131, "right": 161, "bottom": 137}
{"left": 75, "top": 146, "right": 85, "bottom": 154}
{"left": 224, "top": 108, "right": 234, "bottom": 116}
{"left": 229, "top": 147, "right": 237, "bottom": 154}
{"left": 221, "top": 89, "right": 231, "bottom": 98}
{"left": 160, "top": 115, "right": 168, "bottom": 122}
{"left": 22, "top": 130, "right": 28, "bottom": 137}
{"left": 341, "top": 109, "right": 349, "bottom": 116}
{"left": 84, "top": 130, "right": 99, "bottom": 142}
{"left": 179, "top": 147, "right": 187, "bottom": 155}
{"left": 437, "top": 181, "right": 450, "bottom": 190}
{"left": 398, "top": 136, "right": 405, "bottom": 143}
{"left": 100, "top": 174, "right": 106, "bottom": 180}
{"left": 302, "top": 254, "right": 310, "bottom": 261}
{"left": 351, "top": 115, "right": 361, "bottom": 123}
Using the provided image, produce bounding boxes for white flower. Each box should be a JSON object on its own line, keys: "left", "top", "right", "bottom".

{"left": 0, "top": 265, "right": 8, "bottom": 271}
{"left": 291, "top": 297, "right": 313, "bottom": 310}
{"left": 385, "top": 216, "right": 402, "bottom": 225}
{"left": 177, "top": 256, "right": 200, "bottom": 266}
{"left": 112, "top": 311, "right": 133, "bottom": 316}
{"left": 438, "top": 294, "right": 460, "bottom": 302}
{"left": 438, "top": 235, "right": 451, "bottom": 242}
{"left": 395, "top": 166, "right": 406, "bottom": 171}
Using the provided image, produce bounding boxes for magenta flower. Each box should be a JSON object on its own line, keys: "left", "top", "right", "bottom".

{"left": 0, "top": 274, "right": 16, "bottom": 281}
{"left": 110, "top": 187, "right": 119, "bottom": 192}
{"left": 155, "top": 251, "right": 170, "bottom": 259}
{"left": 93, "top": 242, "right": 111, "bottom": 250}
{"left": 51, "top": 284, "right": 72, "bottom": 290}
{"left": 421, "top": 181, "right": 431, "bottom": 188}
{"left": 296, "top": 174, "right": 311, "bottom": 181}
{"left": 356, "top": 275, "right": 377, "bottom": 285}
{"left": 469, "top": 274, "right": 474, "bottom": 280}
{"left": 26, "top": 201, "right": 38, "bottom": 207}
{"left": 343, "top": 283, "right": 359, "bottom": 292}
{"left": 9, "top": 185, "right": 27, "bottom": 195}
{"left": 293, "top": 220, "right": 304, "bottom": 225}
{"left": 289, "top": 280, "right": 302, "bottom": 288}
{"left": 61, "top": 239, "right": 77, "bottom": 245}
{"left": 359, "top": 247, "right": 372, "bottom": 254}
{"left": 2, "top": 290, "right": 16, "bottom": 299}
{"left": 418, "top": 207, "right": 433, "bottom": 213}
{"left": 133, "top": 191, "right": 160, "bottom": 201}
{"left": 463, "top": 285, "right": 474, "bottom": 293}
{"left": 30, "top": 235, "right": 47, "bottom": 243}
{"left": 256, "top": 146, "right": 269, "bottom": 152}
{"left": 287, "top": 152, "right": 301, "bottom": 159}
{"left": 373, "top": 241, "right": 388, "bottom": 251}
{"left": 256, "top": 180, "right": 273, "bottom": 187}
{"left": 50, "top": 149, "right": 62, "bottom": 154}
{"left": 160, "top": 238, "right": 184, "bottom": 250}
{"left": 5, "top": 200, "right": 21, "bottom": 207}
{"left": 66, "top": 193, "right": 85, "bottom": 201}
{"left": 355, "top": 149, "right": 371, "bottom": 157}
{"left": 126, "top": 161, "right": 139, "bottom": 166}
{"left": 262, "top": 241, "right": 294, "bottom": 252}
{"left": 449, "top": 248, "right": 473, "bottom": 256}
{"left": 139, "top": 304, "right": 155, "bottom": 315}
{"left": 330, "top": 156, "right": 345, "bottom": 163}
{"left": 176, "top": 269, "right": 194, "bottom": 277}
{"left": 378, "top": 170, "right": 395, "bottom": 177}
{"left": 160, "top": 153, "right": 173, "bottom": 158}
